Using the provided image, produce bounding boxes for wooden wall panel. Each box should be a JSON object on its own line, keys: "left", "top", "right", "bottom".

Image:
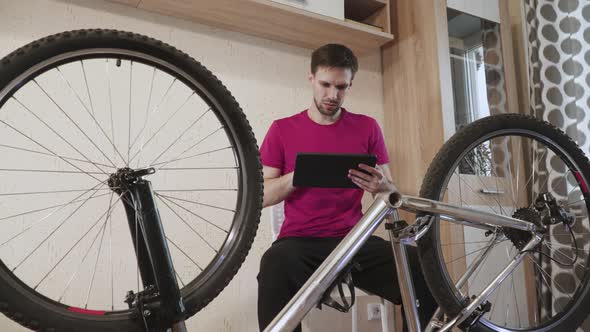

{"left": 382, "top": 0, "right": 446, "bottom": 198}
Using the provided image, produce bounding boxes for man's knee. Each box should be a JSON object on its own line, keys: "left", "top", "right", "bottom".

{"left": 257, "top": 241, "right": 304, "bottom": 282}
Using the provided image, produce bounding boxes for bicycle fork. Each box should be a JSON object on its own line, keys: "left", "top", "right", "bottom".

{"left": 110, "top": 167, "right": 187, "bottom": 332}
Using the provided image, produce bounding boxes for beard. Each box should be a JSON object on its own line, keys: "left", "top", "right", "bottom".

{"left": 313, "top": 97, "right": 341, "bottom": 116}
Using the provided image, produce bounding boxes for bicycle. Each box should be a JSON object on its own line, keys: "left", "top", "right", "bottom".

{"left": 0, "top": 29, "right": 588, "bottom": 332}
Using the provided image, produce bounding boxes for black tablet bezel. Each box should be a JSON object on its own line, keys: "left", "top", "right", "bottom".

{"left": 293, "top": 153, "right": 378, "bottom": 188}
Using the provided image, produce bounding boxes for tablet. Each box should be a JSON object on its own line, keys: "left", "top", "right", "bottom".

{"left": 293, "top": 153, "right": 378, "bottom": 188}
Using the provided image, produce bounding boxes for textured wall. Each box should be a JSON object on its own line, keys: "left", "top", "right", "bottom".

{"left": 0, "top": 0, "right": 385, "bottom": 331}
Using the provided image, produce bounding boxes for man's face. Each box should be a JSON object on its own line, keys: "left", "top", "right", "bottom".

{"left": 309, "top": 66, "right": 353, "bottom": 116}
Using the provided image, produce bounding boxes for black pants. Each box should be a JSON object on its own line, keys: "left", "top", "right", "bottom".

{"left": 257, "top": 236, "right": 437, "bottom": 332}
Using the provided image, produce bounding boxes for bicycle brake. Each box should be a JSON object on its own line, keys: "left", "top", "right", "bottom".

{"left": 458, "top": 295, "right": 492, "bottom": 332}
{"left": 459, "top": 296, "right": 492, "bottom": 331}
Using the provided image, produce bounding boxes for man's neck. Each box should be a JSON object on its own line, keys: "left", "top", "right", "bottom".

{"left": 307, "top": 106, "right": 341, "bottom": 125}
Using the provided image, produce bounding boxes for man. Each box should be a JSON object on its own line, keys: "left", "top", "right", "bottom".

{"left": 257, "top": 44, "right": 435, "bottom": 332}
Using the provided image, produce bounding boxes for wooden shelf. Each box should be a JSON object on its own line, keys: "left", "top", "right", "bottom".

{"left": 107, "top": 0, "right": 393, "bottom": 55}
{"left": 345, "top": 0, "right": 387, "bottom": 23}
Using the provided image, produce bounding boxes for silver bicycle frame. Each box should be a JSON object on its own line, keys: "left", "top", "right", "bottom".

{"left": 263, "top": 191, "right": 541, "bottom": 332}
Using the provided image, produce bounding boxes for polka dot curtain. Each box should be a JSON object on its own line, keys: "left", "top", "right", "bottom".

{"left": 524, "top": 1, "right": 590, "bottom": 330}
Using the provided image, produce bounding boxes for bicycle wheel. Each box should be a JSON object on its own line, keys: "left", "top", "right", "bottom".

{"left": 0, "top": 29, "right": 262, "bottom": 331}
{"left": 417, "top": 113, "right": 590, "bottom": 331}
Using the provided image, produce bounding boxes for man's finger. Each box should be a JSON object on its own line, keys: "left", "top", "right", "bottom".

{"left": 351, "top": 177, "right": 370, "bottom": 191}
{"left": 357, "top": 164, "right": 383, "bottom": 179}
{"left": 348, "top": 169, "right": 372, "bottom": 181}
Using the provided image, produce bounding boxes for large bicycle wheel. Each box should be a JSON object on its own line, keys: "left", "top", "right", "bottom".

{"left": 0, "top": 30, "right": 262, "bottom": 331}
{"left": 417, "top": 113, "right": 590, "bottom": 331}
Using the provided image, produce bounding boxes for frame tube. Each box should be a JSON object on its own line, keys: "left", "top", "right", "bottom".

{"left": 263, "top": 193, "right": 395, "bottom": 331}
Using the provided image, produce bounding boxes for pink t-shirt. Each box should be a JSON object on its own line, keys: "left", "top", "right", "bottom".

{"left": 260, "top": 109, "right": 390, "bottom": 239}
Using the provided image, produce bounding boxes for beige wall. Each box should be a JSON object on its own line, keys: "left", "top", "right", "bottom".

{"left": 0, "top": 0, "right": 386, "bottom": 331}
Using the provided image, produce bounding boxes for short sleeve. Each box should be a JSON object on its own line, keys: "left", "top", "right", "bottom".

{"left": 259, "top": 121, "right": 285, "bottom": 171}
{"left": 369, "top": 120, "right": 390, "bottom": 165}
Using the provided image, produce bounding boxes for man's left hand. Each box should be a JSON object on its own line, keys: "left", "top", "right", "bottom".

{"left": 348, "top": 164, "right": 394, "bottom": 194}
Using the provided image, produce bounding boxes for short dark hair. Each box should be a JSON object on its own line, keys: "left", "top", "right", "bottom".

{"left": 310, "top": 44, "right": 358, "bottom": 78}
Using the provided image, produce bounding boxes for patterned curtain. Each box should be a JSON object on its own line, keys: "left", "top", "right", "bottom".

{"left": 524, "top": 1, "right": 590, "bottom": 330}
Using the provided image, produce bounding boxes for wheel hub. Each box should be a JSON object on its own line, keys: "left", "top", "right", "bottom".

{"left": 108, "top": 167, "right": 155, "bottom": 194}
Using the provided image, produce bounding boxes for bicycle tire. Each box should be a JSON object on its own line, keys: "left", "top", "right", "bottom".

{"left": 0, "top": 29, "right": 262, "bottom": 331}
{"left": 417, "top": 113, "right": 590, "bottom": 331}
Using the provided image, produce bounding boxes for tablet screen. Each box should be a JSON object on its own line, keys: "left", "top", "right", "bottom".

{"left": 293, "top": 153, "right": 377, "bottom": 188}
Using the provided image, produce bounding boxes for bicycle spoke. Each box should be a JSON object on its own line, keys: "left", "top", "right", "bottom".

{"left": 80, "top": 60, "right": 95, "bottom": 116}
{"left": 152, "top": 146, "right": 233, "bottom": 168}
{"left": 57, "top": 219, "right": 107, "bottom": 301}
{"left": 12, "top": 182, "right": 109, "bottom": 272}
{"left": 0, "top": 168, "right": 105, "bottom": 175}
{"left": 57, "top": 195, "right": 115, "bottom": 302}
{"left": 33, "top": 80, "right": 117, "bottom": 170}
{"left": 105, "top": 59, "right": 118, "bottom": 167}
{"left": 507, "top": 137, "right": 520, "bottom": 214}
{"left": 132, "top": 194, "right": 140, "bottom": 294}
{"left": 488, "top": 284, "right": 501, "bottom": 321}
{"left": 108, "top": 194, "right": 114, "bottom": 310}
{"left": 0, "top": 115, "right": 104, "bottom": 184}
{"left": 452, "top": 167, "right": 500, "bottom": 215}
{"left": 133, "top": 69, "right": 155, "bottom": 168}
{"left": 522, "top": 148, "right": 548, "bottom": 202}
{"left": 85, "top": 200, "right": 112, "bottom": 309}
{"left": 37, "top": 192, "right": 120, "bottom": 290}
{"left": 440, "top": 240, "right": 497, "bottom": 247}
{"left": 566, "top": 198, "right": 587, "bottom": 206}
{"left": 129, "top": 77, "right": 177, "bottom": 154}
{"left": 547, "top": 232, "right": 590, "bottom": 237}
{"left": 528, "top": 255, "right": 564, "bottom": 313}
{"left": 158, "top": 167, "right": 238, "bottom": 171}
{"left": 544, "top": 238, "right": 587, "bottom": 248}
{"left": 154, "top": 126, "right": 224, "bottom": 170}
{"left": 0, "top": 188, "right": 112, "bottom": 197}
{"left": 157, "top": 194, "right": 228, "bottom": 233}
{"left": 0, "top": 192, "right": 110, "bottom": 223}
{"left": 0, "top": 143, "right": 115, "bottom": 169}
{"left": 127, "top": 61, "right": 133, "bottom": 166}
{"left": 0, "top": 182, "right": 108, "bottom": 247}
{"left": 175, "top": 270, "right": 186, "bottom": 288}
{"left": 506, "top": 246, "right": 522, "bottom": 328}
{"left": 155, "top": 193, "right": 235, "bottom": 212}
{"left": 157, "top": 188, "right": 237, "bottom": 192}
{"left": 465, "top": 244, "right": 492, "bottom": 293}
{"left": 446, "top": 240, "right": 507, "bottom": 265}
{"left": 157, "top": 196, "right": 218, "bottom": 253}
{"left": 462, "top": 156, "right": 507, "bottom": 215}
{"left": 57, "top": 63, "right": 126, "bottom": 166}
{"left": 529, "top": 256, "right": 573, "bottom": 302}
{"left": 165, "top": 235, "right": 204, "bottom": 271}
{"left": 444, "top": 170, "right": 474, "bottom": 208}
{"left": 130, "top": 92, "right": 195, "bottom": 165}
{"left": 543, "top": 242, "right": 585, "bottom": 267}
{"left": 144, "top": 109, "right": 211, "bottom": 167}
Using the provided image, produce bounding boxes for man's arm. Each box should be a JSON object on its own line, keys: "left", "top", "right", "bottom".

{"left": 262, "top": 166, "right": 295, "bottom": 208}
